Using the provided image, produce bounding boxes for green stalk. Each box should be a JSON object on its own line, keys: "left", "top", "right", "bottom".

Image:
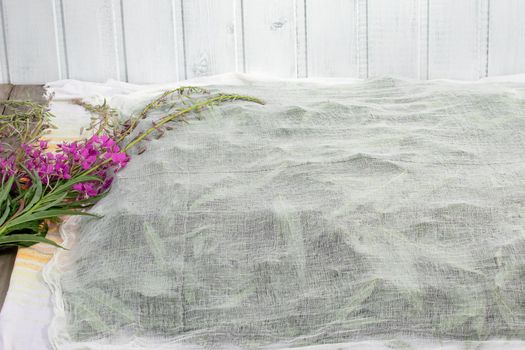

{"left": 80, "top": 93, "right": 263, "bottom": 176}
{"left": 115, "top": 86, "right": 210, "bottom": 144}
{"left": 123, "top": 94, "right": 263, "bottom": 152}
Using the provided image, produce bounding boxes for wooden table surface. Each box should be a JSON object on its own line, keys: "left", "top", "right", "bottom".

{"left": 0, "top": 84, "right": 46, "bottom": 312}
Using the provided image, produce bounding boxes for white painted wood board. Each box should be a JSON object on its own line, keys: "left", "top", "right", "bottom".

{"left": 122, "top": 0, "right": 184, "bottom": 83}
{"left": 0, "top": 0, "right": 524, "bottom": 83}
{"left": 3, "top": 0, "right": 62, "bottom": 83}
{"left": 0, "top": 2, "right": 9, "bottom": 83}
{"left": 428, "top": 0, "right": 489, "bottom": 80}
{"left": 488, "top": 0, "right": 525, "bottom": 76}
{"left": 62, "top": 0, "right": 123, "bottom": 82}
{"left": 183, "top": 0, "right": 238, "bottom": 79}
{"left": 242, "top": 0, "right": 299, "bottom": 78}
{"left": 306, "top": 0, "right": 359, "bottom": 78}
{"left": 367, "top": 0, "right": 427, "bottom": 79}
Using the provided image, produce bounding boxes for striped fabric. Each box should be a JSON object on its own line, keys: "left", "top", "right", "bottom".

{"left": 0, "top": 95, "right": 89, "bottom": 350}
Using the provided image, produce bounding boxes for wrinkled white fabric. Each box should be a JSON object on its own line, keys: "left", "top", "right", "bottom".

{"left": 44, "top": 75, "right": 525, "bottom": 349}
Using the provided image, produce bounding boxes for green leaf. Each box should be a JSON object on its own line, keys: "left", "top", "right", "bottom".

{"left": 53, "top": 175, "right": 103, "bottom": 194}
{"left": 3, "top": 209, "right": 100, "bottom": 232}
{"left": 62, "top": 193, "right": 107, "bottom": 208}
{"left": 0, "top": 234, "right": 64, "bottom": 249}
{"left": 336, "top": 278, "right": 379, "bottom": 320}
{"left": 37, "top": 192, "right": 68, "bottom": 212}
{"left": 0, "top": 176, "right": 14, "bottom": 207}
{"left": 0, "top": 198, "right": 10, "bottom": 226}
{"left": 2, "top": 220, "right": 41, "bottom": 236}
{"left": 25, "top": 172, "right": 43, "bottom": 211}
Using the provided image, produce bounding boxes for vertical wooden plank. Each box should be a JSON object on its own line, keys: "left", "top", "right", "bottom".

{"left": 243, "top": 0, "right": 297, "bottom": 78}
{"left": 122, "top": 0, "right": 184, "bottom": 83}
{"left": 357, "top": 0, "right": 368, "bottom": 78}
{"left": 233, "top": 0, "right": 245, "bottom": 73}
{"left": 172, "top": 0, "right": 186, "bottom": 81}
{"left": 0, "top": 2, "right": 10, "bottom": 83}
{"left": 3, "top": 0, "right": 62, "bottom": 83}
{"left": 62, "top": 0, "right": 123, "bottom": 81}
{"left": 488, "top": 0, "right": 525, "bottom": 76}
{"left": 112, "top": 0, "right": 127, "bottom": 81}
{"left": 306, "top": 0, "right": 358, "bottom": 78}
{"left": 478, "top": 0, "right": 490, "bottom": 78}
{"left": 417, "top": 0, "right": 429, "bottom": 79}
{"left": 368, "top": 0, "right": 426, "bottom": 79}
{"left": 52, "top": 0, "right": 68, "bottom": 80}
{"left": 183, "top": 0, "right": 237, "bottom": 79}
{"left": 295, "top": 0, "right": 307, "bottom": 78}
{"left": 428, "top": 0, "right": 489, "bottom": 80}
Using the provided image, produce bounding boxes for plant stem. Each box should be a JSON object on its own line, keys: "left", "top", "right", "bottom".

{"left": 123, "top": 94, "right": 263, "bottom": 152}
{"left": 115, "top": 86, "right": 210, "bottom": 144}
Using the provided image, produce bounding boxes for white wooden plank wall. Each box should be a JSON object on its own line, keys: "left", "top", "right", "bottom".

{"left": 243, "top": 0, "right": 298, "bottom": 78}
{"left": 488, "top": 0, "right": 525, "bottom": 76}
{"left": 2, "top": 0, "right": 62, "bottom": 83}
{"left": 428, "top": 0, "right": 489, "bottom": 80}
{"left": 183, "top": 0, "right": 238, "bottom": 79}
{"left": 122, "top": 0, "right": 183, "bottom": 83}
{"left": 0, "top": 0, "right": 523, "bottom": 83}
{"left": 62, "top": 0, "right": 123, "bottom": 81}
{"left": 367, "top": 0, "right": 426, "bottom": 79}
{"left": 0, "top": 0, "right": 9, "bottom": 82}
{"left": 306, "top": 0, "right": 359, "bottom": 78}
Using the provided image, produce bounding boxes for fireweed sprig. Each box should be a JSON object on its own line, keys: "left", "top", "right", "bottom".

{"left": 0, "top": 87, "right": 263, "bottom": 248}
{"left": 0, "top": 100, "right": 56, "bottom": 157}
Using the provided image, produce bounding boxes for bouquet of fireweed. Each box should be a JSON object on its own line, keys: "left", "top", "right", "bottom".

{"left": 0, "top": 87, "right": 263, "bottom": 248}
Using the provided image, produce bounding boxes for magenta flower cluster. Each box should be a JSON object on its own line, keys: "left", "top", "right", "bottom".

{"left": 0, "top": 153, "right": 16, "bottom": 178}
{"left": 0, "top": 135, "right": 129, "bottom": 198}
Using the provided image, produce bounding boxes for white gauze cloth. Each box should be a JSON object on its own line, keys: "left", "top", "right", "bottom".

{"left": 44, "top": 75, "right": 525, "bottom": 350}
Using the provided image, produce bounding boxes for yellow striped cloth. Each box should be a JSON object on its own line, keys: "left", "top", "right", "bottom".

{"left": 0, "top": 98, "right": 90, "bottom": 350}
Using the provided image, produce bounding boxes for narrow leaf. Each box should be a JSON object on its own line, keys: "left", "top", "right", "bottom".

{"left": 1, "top": 220, "right": 40, "bottom": 236}
{"left": 25, "top": 173, "right": 43, "bottom": 211}
{"left": 4, "top": 209, "right": 99, "bottom": 230}
{"left": 0, "top": 198, "right": 11, "bottom": 226}
{"left": 0, "top": 234, "right": 64, "bottom": 249}
{"left": 37, "top": 191, "right": 68, "bottom": 212}
{"left": 0, "top": 176, "right": 14, "bottom": 206}
{"left": 54, "top": 175, "right": 103, "bottom": 194}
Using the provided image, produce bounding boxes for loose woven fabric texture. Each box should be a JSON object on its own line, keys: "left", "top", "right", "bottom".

{"left": 46, "top": 78, "right": 525, "bottom": 349}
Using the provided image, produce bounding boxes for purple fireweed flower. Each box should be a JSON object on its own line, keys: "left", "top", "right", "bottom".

{"left": 104, "top": 152, "right": 128, "bottom": 169}
{"left": 72, "top": 182, "right": 98, "bottom": 197}
{"left": 2, "top": 134, "right": 128, "bottom": 199}
{"left": 0, "top": 155, "right": 16, "bottom": 178}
